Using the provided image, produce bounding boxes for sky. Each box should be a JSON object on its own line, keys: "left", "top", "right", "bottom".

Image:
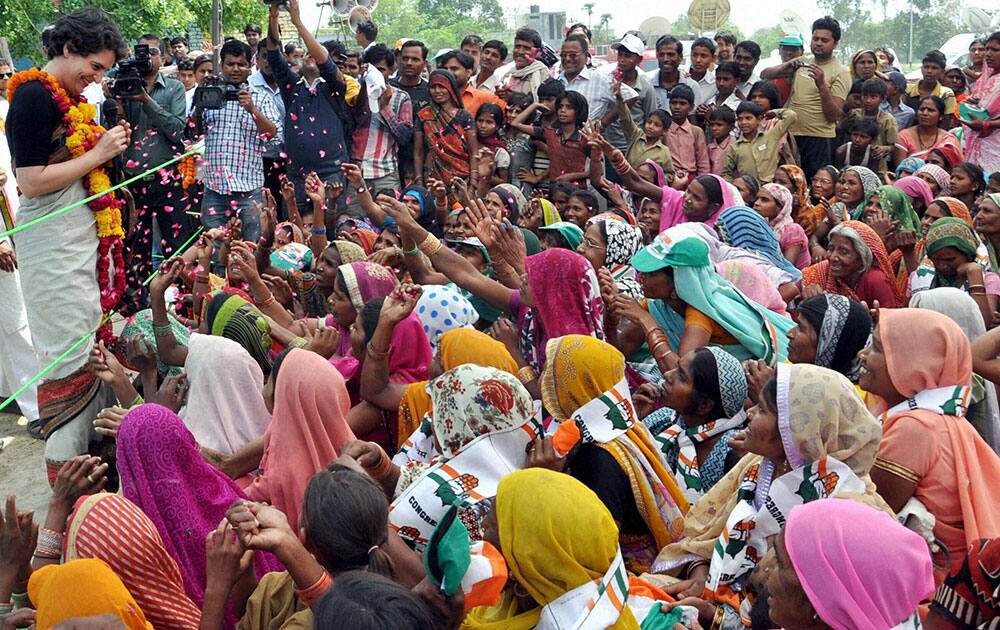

{"left": 498, "top": 0, "right": 998, "bottom": 39}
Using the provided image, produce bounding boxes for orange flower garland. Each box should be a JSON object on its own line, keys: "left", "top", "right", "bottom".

{"left": 8, "top": 69, "right": 126, "bottom": 343}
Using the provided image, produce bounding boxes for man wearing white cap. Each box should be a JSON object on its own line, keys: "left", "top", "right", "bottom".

{"left": 602, "top": 33, "right": 656, "bottom": 156}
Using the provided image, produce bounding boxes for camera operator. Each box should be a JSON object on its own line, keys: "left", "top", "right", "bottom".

{"left": 194, "top": 39, "right": 282, "bottom": 243}
{"left": 266, "top": 0, "right": 349, "bottom": 217}
{"left": 110, "top": 33, "right": 193, "bottom": 312}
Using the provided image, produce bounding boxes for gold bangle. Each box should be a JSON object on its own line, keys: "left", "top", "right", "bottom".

{"left": 518, "top": 365, "right": 538, "bottom": 383}
{"left": 417, "top": 233, "right": 443, "bottom": 257}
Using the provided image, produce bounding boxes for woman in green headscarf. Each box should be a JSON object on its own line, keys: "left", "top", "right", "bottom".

{"left": 204, "top": 291, "right": 274, "bottom": 377}
{"left": 610, "top": 234, "right": 795, "bottom": 381}
{"left": 538, "top": 221, "right": 584, "bottom": 251}
{"left": 855, "top": 185, "right": 923, "bottom": 236}
{"left": 909, "top": 217, "right": 999, "bottom": 326}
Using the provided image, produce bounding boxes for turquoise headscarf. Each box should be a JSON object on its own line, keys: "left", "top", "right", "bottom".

{"left": 634, "top": 237, "right": 795, "bottom": 363}
{"left": 539, "top": 222, "right": 584, "bottom": 251}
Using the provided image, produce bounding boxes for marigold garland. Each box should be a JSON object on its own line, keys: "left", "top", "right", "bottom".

{"left": 8, "top": 69, "right": 126, "bottom": 343}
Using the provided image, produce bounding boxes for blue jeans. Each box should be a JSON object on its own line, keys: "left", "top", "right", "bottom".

{"left": 201, "top": 189, "right": 263, "bottom": 242}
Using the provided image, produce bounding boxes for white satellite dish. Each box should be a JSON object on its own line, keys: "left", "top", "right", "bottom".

{"left": 687, "top": 0, "right": 730, "bottom": 31}
{"left": 638, "top": 17, "right": 672, "bottom": 44}
{"left": 991, "top": 10, "right": 1000, "bottom": 30}
{"left": 961, "top": 7, "right": 992, "bottom": 33}
{"left": 779, "top": 9, "right": 809, "bottom": 40}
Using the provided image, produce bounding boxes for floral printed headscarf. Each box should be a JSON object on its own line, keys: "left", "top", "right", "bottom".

{"left": 427, "top": 364, "right": 534, "bottom": 457}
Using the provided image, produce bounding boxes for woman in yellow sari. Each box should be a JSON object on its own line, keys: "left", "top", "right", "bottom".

{"left": 649, "top": 363, "right": 889, "bottom": 629}
{"left": 464, "top": 468, "right": 641, "bottom": 630}
{"left": 534, "top": 334, "right": 688, "bottom": 574}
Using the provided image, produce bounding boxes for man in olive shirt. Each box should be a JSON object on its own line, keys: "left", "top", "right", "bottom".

{"left": 116, "top": 34, "right": 193, "bottom": 312}
{"left": 761, "top": 16, "right": 850, "bottom": 180}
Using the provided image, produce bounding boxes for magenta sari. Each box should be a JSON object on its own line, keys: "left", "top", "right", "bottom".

{"left": 513, "top": 249, "right": 605, "bottom": 370}
{"left": 117, "top": 404, "right": 282, "bottom": 629}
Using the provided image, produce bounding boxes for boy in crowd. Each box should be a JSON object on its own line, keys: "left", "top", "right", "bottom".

{"left": 905, "top": 49, "right": 956, "bottom": 123}
{"left": 834, "top": 117, "right": 882, "bottom": 173}
{"left": 697, "top": 61, "right": 743, "bottom": 123}
{"left": 881, "top": 71, "right": 916, "bottom": 129}
{"left": 722, "top": 101, "right": 797, "bottom": 183}
{"left": 686, "top": 37, "right": 717, "bottom": 106}
{"left": 840, "top": 78, "right": 898, "bottom": 174}
{"left": 707, "top": 106, "right": 736, "bottom": 175}
{"left": 665, "top": 84, "right": 710, "bottom": 183}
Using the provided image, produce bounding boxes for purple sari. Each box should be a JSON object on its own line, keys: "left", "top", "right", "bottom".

{"left": 117, "top": 403, "right": 282, "bottom": 629}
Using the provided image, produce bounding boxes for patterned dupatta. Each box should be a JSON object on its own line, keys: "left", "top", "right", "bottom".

{"left": 704, "top": 363, "right": 878, "bottom": 602}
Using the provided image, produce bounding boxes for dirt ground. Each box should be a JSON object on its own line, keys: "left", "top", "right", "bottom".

{"left": 0, "top": 411, "right": 50, "bottom": 521}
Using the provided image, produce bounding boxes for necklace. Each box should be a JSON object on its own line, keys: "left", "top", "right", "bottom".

{"left": 915, "top": 127, "right": 938, "bottom": 151}
{"left": 7, "top": 69, "right": 126, "bottom": 343}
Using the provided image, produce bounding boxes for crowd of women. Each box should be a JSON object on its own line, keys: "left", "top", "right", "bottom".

{"left": 5, "top": 6, "right": 1000, "bottom": 630}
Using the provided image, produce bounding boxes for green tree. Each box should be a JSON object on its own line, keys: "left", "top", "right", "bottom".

{"left": 2, "top": 0, "right": 265, "bottom": 63}
{"left": 749, "top": 24, "right": 785, "bottom": 59}
{"left": 356, "top": 0, "right": 505, "bottom": 55}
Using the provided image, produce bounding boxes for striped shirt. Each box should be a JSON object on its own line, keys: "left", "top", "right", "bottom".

{"left": 351, "top": 86, "right": 413, "bottom": 179}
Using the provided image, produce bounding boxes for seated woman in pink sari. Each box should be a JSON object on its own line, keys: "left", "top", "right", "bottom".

{"left": 244, "top": 348, "right": 358, "bottom": 532}
{"left": 117, "top": 404, "right": 283, "bottom": 629}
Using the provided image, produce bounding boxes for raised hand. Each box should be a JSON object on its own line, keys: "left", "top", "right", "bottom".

{"left": 93, "top": 405, "right": 129, "bottom": 439}
{"left": 152, "top": 373, "right": 189, "bottom": 413}
{"left": 380, "top": 283, "right": 422, "bottom": 324}
{"left": 303, "top": 326, "right": 342, "bottom": 359}
{"left": 228, "top": 241, "right": 262, "bottom": 284}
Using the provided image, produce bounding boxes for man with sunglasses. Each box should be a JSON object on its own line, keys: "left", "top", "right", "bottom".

{"left": 0, "top": 59, "right": 12, "bottom": 122}
{"left": 112, "top": 33, "right": 193, "bottom": 312}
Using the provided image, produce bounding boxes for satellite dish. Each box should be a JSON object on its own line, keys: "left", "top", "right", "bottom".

{"left": 687, "top": 0, "right": 731, "bottom": 31}
{"left": 993, "top": 11, "right": 1000, "bottom": 30}
{"left": 355, "top": 0, "right": 378, "bottom": 12}
{"left": 638, "top": 17, "right": 672, "bottom": 44}
{"left": 961, "top": 6, "right": 992, "bottom": 32}
{"left": 779, "top": 9, "right": 809, "bottom": 40}
{"left": 348, "top": 5, "right": 371, "bottom": 32}
{"left": 332, "top": 0, "right": 355, "bottom": 17}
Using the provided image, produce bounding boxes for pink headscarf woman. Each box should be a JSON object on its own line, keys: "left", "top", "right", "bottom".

{"left": 245, "top": 348, "right": 357, "bottom": 530}
{"left": 768, "top": 499, "right": 934, "bottom": 630}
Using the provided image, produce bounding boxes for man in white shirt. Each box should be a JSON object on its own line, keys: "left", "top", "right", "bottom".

{"left": 734, "top": 40, "right": 762, "bottom": 98}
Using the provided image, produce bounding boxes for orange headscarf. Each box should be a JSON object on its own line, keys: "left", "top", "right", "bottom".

{"left": 879, "top": 309, "right": 1000, "bottom": 549}
{"left": 245, "top": 349, "right": 356, "bottom": 529}
{"left": 933, "top": 196, "right": 974, "bottom": 228}
{"left": 64, "top": 494, "right": 201, "bottom": 630}
{"left": 396, "top": 328, "right": 518, "bottom": 446}
{"left": 778, "top": 164, "right": 821, "bottom": 236}
{"left": 29, "top": 559, "right": 154, "bottom": 630}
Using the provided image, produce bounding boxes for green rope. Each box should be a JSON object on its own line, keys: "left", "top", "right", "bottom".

{"left": 0, "top": 313, "right": 113, "bottom": 412}
{"left": 142, "top": 226, "right": 205, "bottom": 287}
{"left": 0, "top": 142, "right": 204, "bottom": 241}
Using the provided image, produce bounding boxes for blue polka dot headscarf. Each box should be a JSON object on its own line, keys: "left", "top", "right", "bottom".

{"left": 415, "top": 285, "right": 479, "bottom": 351}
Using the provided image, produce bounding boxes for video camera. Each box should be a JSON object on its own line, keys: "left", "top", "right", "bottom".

{"left": 192, "top": 76, "right": 247, "bottom": 110}
{"left": 111, "top": 44, "right": 153, "bottom": 98}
